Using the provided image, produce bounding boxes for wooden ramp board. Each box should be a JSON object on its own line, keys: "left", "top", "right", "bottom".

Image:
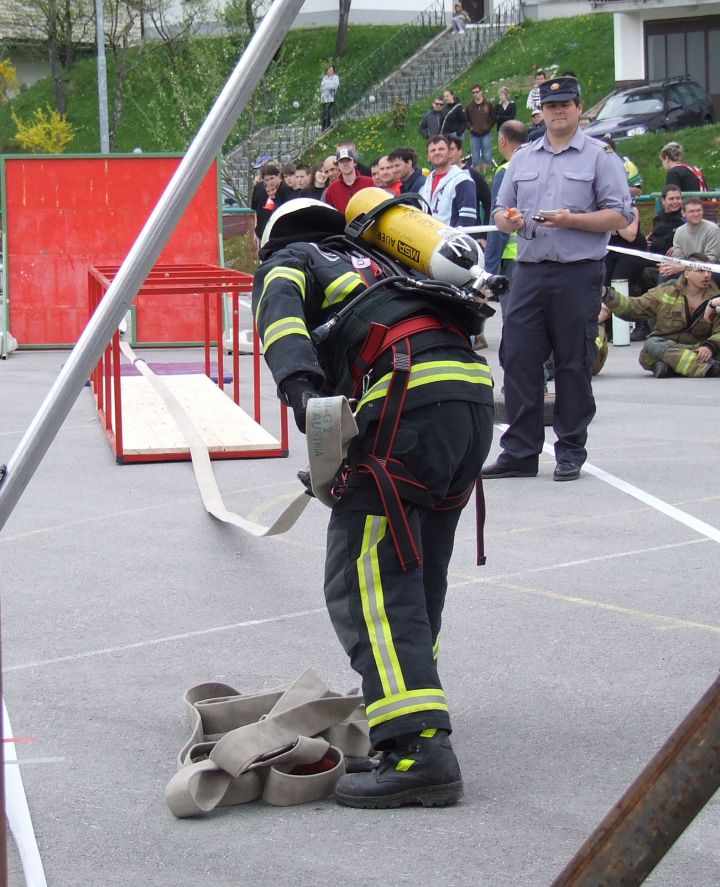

{"left": 119, "top": 374, "right": 280, "bottom": 455}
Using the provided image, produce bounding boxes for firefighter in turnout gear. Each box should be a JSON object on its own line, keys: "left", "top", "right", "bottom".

{"left": 599, "top": 254, "right": 720, "bottom": 378}
{"left": 252, "top": 198, "right": 495, "bottom": 808}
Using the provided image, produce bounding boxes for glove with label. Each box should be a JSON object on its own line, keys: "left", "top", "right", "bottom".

{"left": 280, "top": 373, "right": 323, "bottom": 433}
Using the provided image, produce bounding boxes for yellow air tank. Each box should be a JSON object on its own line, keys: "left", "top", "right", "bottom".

{"left": 345, "top": 187, "right": 484, "bottom": 287}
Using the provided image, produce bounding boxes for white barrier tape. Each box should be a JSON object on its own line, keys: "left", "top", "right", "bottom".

{"left": 463, "top": 225, "right": 498, "bottom": 234}
{"left": 3, "top": 700, "right": 48, "bottom": 887}
{"left": 118, "top": 343, "right": 356, "bottom": 535}
{"left": 607, "top": 244, "right": 720, "bottom": 274}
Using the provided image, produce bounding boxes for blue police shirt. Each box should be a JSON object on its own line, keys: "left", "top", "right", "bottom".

{"left": 493, "top": 128, "right": 633, "bottom": 263}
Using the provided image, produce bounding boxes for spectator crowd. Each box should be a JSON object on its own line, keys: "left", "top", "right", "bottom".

{"left": 246, "top": 63, "right": 719, "bottom": 389}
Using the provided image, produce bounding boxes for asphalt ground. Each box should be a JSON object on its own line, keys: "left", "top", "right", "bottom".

{"left": 1, "top": 312, "right": 719, "bottom": 886}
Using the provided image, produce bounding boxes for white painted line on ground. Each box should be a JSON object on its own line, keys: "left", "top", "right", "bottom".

{"left": 7, "top": 537, "right": 715, "bottom": 673}
{"left": 3, "top": 700, "right": 48, "bottom": 887}
{"left": 450, "top": 537, "right": 708, "bottom": 589}
{"left": 493, "top": 423, "right": 720, "bottom": 544}
{"left": 5, "top": 757, "right": 66, "bottom": 766}
{"left": 5, "top": 607, "right": 326, "bottom": 673}
{"left": 575, "top": 457, "right": 720, "bottom": 543}
{"left": 0, "top": 480, "right": 302, "bottom": 545}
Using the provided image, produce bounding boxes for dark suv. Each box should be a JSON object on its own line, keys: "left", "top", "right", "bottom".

{"left": 583, "top": 77, "right": 713, "bottom": 141}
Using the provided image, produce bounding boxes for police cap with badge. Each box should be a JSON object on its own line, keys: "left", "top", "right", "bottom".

{"left": 538, "top": 76, "right": 581, "bottom": 105}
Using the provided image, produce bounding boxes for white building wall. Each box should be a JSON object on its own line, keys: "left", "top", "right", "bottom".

{"left": 155, "top": 0, "right": 455, "bottom": 32}
{"left": 613, "top": 13, "right": 644, "bottom": 82}
{"left": 610, "top": 2, "right": 720, "bottom": 83}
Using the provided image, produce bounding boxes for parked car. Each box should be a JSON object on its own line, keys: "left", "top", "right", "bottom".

{"left": 582, "top": 77, "right": 714, "bottom": 141}
{"left": 221, "top": 183, "right": 240, "bottom": 207}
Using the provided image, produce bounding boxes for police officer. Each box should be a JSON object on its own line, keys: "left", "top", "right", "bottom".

{"left": 252, "top": 198, "right": 494, "bottom": 807}
{"left": 483, "top": 76, "right": 632, "bottom": 482}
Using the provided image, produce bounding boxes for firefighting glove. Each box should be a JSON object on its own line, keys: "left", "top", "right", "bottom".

{"left": 280, "top": 373, "right": 323, "bottom": 433}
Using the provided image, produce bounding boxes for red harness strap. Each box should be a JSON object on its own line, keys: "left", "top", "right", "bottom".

{"left": 357, "top": 337, "right": 421, "bottom": 571}
{"left": 351, "top": 315, "right": 446, "bottom": 396}
{"left": 351, "top": 316, "right": 486, "bottom": 572}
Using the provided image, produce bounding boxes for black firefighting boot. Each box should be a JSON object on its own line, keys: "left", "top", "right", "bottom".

{"left": 334, "top": 728, "right": 463, "bottom": 809}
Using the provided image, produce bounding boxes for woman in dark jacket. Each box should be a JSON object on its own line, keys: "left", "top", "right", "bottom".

{"left": 251, "top": 161, "right": 295, "bottom": 240}
{"left": 301, "top": 164, "right": 329, "bottom": 200}
{"left": 440, "top": 90, "right": 467, "bottom": 138}
{"left": 494, "top": 87, "right": 516, "bottom": 131}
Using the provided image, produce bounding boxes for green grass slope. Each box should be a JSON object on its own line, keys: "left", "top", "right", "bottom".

{"left": 0, "top": 24, "right": 438, "bottom": 154}
{"left": 3, "top": 13, "right": 719, "bottom": 194}
{"left": 316, "top": 13, "right": 720, "bottom": 194}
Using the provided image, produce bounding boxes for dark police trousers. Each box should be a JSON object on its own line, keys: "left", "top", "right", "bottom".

{"left": 323, "top": 400, "right": 493, "bottom": 748}
{"left": 499, "top": 259, "right": 604, "bottom": 468}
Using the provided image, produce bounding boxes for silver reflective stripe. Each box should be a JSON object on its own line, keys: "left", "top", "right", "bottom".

{"left": 366, "top": 689, "right": 447, "bottom": 723}
{"left": 358, "top": 360, "right": 491, "bottom": 410}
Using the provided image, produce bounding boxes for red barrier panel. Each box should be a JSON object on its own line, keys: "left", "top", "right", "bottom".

{"left": 1, "top": 155, "right": 222, "bottom": 347}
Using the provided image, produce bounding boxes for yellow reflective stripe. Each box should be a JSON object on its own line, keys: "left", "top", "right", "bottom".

{"left": 432, "top": 634, "right": 440, "bottom": 661}
{"left": 676, "top": 348, "right": 697, "bottom": 375}
{"left": 262, "top": 316, "right": 310, "bottom": 350}
{"left": 357, "top": 516, "right": 406, "bottom": 698}
{"left": 322, "top": 271, "right": 364, "bottom": 309}
{"left": 365, "top": 687, "right": 446, "bottom": 716}
{"left": 395, "top": 759, "right": 415, "bottom": 772}
{"left": 367, "top": 701, "right": 449, "bottom": 728}
{"left": 256, "top": 266, "right": 307, "bottom": 316}
{"left": 595, "top": 336, "right": 602, "bottom": 347}
{"left": 656, "top": 289, "right": 681, "bottom": 306}
{"left": 420, "top": 728, "right": 437, "bottom": 738}
{"left": 357, "top": 360, "right": 492, "bottom": 411}
{"left": 610, "top": 293, "right": 632, "bottom": 315}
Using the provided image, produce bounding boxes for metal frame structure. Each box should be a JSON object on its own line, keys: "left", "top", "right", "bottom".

{"left": 87, "top": 263, "right": 288, "bottom": 463}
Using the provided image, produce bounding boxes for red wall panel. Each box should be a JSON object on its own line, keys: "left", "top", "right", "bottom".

{"left": 2, "top": 155, "right": 221, "bottom": 346}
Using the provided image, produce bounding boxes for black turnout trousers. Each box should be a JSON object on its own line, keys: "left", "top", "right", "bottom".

{"left": 499, "top": 259, "right": 604, "bottom": 468}
{"left": 323, "top": 399, "right": 493, "bottom": 748}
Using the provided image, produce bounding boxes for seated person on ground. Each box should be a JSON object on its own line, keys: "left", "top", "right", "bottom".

{"left": 599, "top": 254, "right": 720, "bottom": 378}
{"left": 659, "top": 196, "right": 720, "bottom": 281}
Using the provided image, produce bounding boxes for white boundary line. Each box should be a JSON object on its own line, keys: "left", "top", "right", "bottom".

{"left": 3, "top": 700, "right": 48, "bottom": 887}
{"left": 494, "top": 423, "right": 720, "bottom": 544}
{"left": 4, "top": 607, "right": 326, "bottom": 673}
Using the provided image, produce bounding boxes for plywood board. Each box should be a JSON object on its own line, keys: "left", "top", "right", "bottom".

{"left": 119, "top": 374, "right": 279, "bottom": 455}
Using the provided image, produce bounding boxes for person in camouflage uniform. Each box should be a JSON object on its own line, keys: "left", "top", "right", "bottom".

{"left": 599, "top": 254, "right": 720, "bottom": 378}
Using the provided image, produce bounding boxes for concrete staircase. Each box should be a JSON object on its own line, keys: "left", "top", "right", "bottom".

{"left": 225, "top": 1, "right": 522, "bottom": 201}
{"left": 342, "top": 23, "right": 512, "bottom": 120}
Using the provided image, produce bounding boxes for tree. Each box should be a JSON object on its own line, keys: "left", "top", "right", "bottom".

{"left": 103, "top": 0, "right": 208, "bottom": 149}
{"left": 0, "top": 0, "right": 95, "bottom": 113}
{"left": 335, "top": 0, "right": 351, "bottom": 57}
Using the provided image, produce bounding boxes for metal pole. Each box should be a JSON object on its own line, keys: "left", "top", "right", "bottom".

{"left": 551, "top": 672, "right": 720, "bottom": 887}
{"left": 0, "top": 0, "right": 304, "bottom": 532}
{"left": 95, "top": 0, "right": 110, "bottom": 153}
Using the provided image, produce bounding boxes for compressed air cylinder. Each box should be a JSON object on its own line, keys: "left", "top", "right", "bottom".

{"left": 345, "top": 187, "right": 483, "bottom": 287}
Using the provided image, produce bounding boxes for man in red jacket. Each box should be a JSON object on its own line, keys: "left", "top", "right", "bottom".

{"left": 323, "top": 147, "right": 374, "bottom": 213}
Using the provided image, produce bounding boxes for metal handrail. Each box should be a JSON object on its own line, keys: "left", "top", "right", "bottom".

{"left": 225, "top": 0, "right": 523, "bottom": 200}
{"left": 225, "top": 0, "right": 447, "bottom": 196}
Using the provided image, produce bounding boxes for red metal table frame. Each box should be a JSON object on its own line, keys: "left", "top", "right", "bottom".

{"left": 88, "top": 263, "right": 289, "bottom": 463}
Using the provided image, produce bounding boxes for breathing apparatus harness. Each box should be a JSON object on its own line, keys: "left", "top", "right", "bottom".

{"left": 307, "top": 194, "right": 499, "bottom": 570}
